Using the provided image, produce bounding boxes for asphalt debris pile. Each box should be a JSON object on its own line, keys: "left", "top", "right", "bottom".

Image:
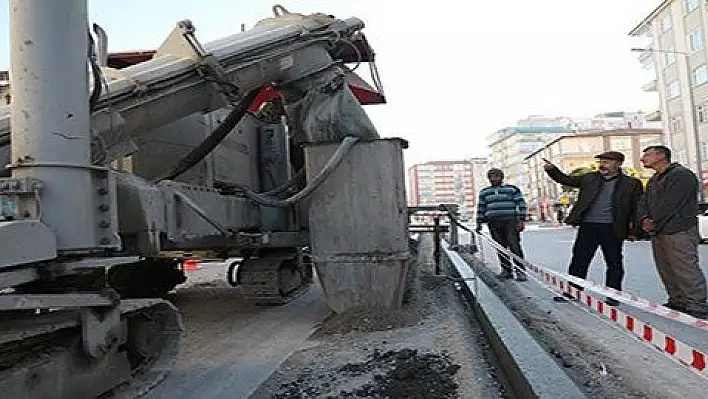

{"left": 315, "top": 306, "right": 421, "bottom": 335}
{"left": 272, "top": 348, "right": 461, "bottom": 399}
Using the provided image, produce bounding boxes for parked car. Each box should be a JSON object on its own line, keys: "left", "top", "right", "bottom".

{"left": 699, "top": 210, "right": 708, "bottom": 243}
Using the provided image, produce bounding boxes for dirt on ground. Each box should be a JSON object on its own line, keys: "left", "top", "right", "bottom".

{"left": 250, "top": 235, "right": 509, "bottom": 399}
{"left": 458, "top": 248, "right": 708, "bottom": 399}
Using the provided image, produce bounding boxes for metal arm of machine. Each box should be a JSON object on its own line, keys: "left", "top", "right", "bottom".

{"left": 0, "top": 7, "right": 374, "bottom": 163}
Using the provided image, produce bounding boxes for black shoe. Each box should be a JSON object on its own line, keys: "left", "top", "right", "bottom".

{"left": 553, "top": 292, "right": 578, "bottom": 302}
{"left": 605, "top": 297, "right": 619, "bottom": 307}
{"left": 515, "top": 273, "right": 528, "bottom": 282}
{"left": 684, "top": 309, "right": 708, "bottom": 319}
{"left": 498, "top": 271, "right": 513, "bottom": 280}
{"left": 663, "top": 302, "right": 687, "bottom": 312}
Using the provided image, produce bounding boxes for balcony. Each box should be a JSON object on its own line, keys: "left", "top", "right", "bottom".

{"left": 636, "top": 50, "right": 654, "bottom": 64}
{"left": 646, "top": 109, "right": 661, "bottom": 122}
{"left": 642, "top": 79, "right": 658, "bottom": 92}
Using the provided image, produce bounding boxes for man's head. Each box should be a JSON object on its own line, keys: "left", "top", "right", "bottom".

{"left": 487, "top": 168, "right": 504, "bottom": 186}
{"left": 640, "top": 145, "right": 671, "bottom": 170}
{"left": 594, "top": 151, "right": 624, "bottom": 175}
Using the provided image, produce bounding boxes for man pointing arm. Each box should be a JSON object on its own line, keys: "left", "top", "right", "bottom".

{"left": 543, "top": 152, "right": 643, "bottom": 305}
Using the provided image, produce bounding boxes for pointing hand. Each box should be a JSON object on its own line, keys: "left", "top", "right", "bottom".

{"left": 542, "top": 158, "right": 554, "bottom": 171}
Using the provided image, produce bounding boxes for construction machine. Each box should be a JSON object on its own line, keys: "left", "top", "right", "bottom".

{"left": 0, "top": 1, "right": 389, "bottom": 397}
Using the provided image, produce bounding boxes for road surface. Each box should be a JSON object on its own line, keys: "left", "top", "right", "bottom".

{"left": 462, "top": 226, "right": 708, "bottom": 354}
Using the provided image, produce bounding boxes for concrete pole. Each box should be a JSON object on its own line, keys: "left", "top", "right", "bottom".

{"left": 9, "top": 0, "right": 97, "bottom": 250}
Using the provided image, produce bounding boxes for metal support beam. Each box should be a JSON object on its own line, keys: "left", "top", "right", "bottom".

{"left": 0, "top": 292, "right": 118, "bottom": 311}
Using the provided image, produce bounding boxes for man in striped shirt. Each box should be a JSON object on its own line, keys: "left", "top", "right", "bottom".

{"left": 475, "top": 168, "right": 528, "bottom": 281}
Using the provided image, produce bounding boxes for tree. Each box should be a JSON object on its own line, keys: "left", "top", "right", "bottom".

{"left": 561, "top": 163, "right": 641, "bottom": 193}
{"left": 561, "top": 164, "right": 597, "bottom": 193}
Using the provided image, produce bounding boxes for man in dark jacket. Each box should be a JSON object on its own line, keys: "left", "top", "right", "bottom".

{"left": 638, "top": 145, "right": 708, "bottom": 319}
{"left": 543, "top": 151, "right": 643, "bottom": 303}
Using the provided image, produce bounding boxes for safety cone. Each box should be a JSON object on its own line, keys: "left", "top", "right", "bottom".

{"left": 183, "top": 259, "right": 200, "bottom": 271}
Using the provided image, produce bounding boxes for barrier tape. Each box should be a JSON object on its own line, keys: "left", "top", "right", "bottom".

{"left": 472, "top": 231, "right": 708, "bottom": 377}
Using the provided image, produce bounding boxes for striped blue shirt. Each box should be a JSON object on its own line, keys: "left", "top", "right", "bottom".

{"left": 476, "top": 184, "right": 527, "bottom": 222}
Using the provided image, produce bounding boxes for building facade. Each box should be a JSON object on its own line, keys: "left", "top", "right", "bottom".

{"left": 525, "top": 129, "right": 663, "bottom": 221}
{"left": 408, "top": 159, "right": 487, "bottom": 219}
{"left": 487, "top": 125, "right": 568, "bottom": 191}
{"left": 630, "top": 0, "right": 708, "bottom": 189}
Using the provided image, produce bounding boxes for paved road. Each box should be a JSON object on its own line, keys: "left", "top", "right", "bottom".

{"left": 520, "top": 227, "right": 708, "bottom": 306}
{"left": 461, "top": 226, "right": 708, "bottom": 353}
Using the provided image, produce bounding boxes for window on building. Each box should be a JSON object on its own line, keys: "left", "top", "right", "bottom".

{"left": 670, "top": 116, "right": 684, "bottom": 133}
{"left": 664, "top": 49, "right": 676, "bottom": 67}
{"left": 610, "top": 136, "right": 632, "bottom": 151}
{"left": 699, "top": 104, "right": 708, "bottom": 123}
{"left": 688, "top": 29, "right": 704, "bottom": 52}
{"left": 661, "top": 13, "right": 673, "bottom": 32}
{"left": 684, "top": 0, "right": 700, "bottom": 13}
{"left": 668, "top": 80, "right": 681, "bottom": 99}
{"left": 702, "top": 142, "right": 708, "bottom": 160}
{"left": 694, "top": 64, "right": 708, "bottom": 86}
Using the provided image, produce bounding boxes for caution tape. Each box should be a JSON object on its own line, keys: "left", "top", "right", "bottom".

{"left": 473, "top": 232, "right": 708, "bottom": 377}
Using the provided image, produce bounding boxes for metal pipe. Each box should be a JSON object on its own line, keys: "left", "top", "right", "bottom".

{"left": 0, "top": 16, "right": 368, "bottom": 160}
{"left": 9, "top": 0, "right": 97, "bottom": 250}
{"left": 93, "top": 23, "right": 109, "bottom": 66}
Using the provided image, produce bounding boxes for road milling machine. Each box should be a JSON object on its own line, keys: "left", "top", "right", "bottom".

{"left": 0, "top": 1, "right": 407, "bottom": 397}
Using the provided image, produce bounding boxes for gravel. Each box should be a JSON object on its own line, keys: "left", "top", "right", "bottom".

{"left": 249, "top": 235, "right": 509, "bottom": 398}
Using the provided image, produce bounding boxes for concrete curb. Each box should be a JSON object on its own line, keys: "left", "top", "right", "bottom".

{"left": 443, "top": 244, "right": 586, "bottom": 398}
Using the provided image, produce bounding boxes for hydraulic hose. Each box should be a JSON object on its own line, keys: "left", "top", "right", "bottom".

{"left": 154, "top": 87, "right": 262, "bottom": 182}
{"left": 243, "top": 136, "right": 359, "bottom": 208}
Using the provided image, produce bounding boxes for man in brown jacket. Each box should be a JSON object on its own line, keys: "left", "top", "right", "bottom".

{"left": 639, "top": 145, "right": 708, "bottom": 319}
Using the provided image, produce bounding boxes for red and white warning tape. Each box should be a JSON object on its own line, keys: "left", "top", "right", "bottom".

{"left": 473, "top": 232, "right": 708, "bottom": 377}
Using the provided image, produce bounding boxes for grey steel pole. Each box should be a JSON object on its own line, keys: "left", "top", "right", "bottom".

{"left": 685, "top": 53, "right": 706, "bottom": 202}
{"left": 9, "top": 0, "right": 98, "bottom": 250}
{"left": 433, "top": 216, "right": 441, "bottom": 275}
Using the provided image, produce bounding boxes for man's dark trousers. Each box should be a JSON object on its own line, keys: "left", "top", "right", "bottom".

{"left": 569, "top": 223, "right": 624, "bottom": 290}
{"left": 488, "top": 217, "right": 525, "bottom": 272}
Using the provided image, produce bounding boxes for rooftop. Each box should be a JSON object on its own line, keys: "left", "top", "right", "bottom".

{"left": 629, "top": 1, "right": 671, "bottom": 36}
{"left": 523, "top": 128, "right": 663, "bottom": 160}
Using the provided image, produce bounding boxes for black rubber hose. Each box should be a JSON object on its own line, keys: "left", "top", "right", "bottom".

{"left": 154, "top": 87, "right": 261, "bottom": 182}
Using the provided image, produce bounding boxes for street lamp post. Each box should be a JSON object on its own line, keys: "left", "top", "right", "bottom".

{"left": 632, "top": 47, "right": 705, "bottom": 202}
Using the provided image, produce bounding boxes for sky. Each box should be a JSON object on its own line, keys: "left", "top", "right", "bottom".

{"left": 0, "top": 0, "right": 660, "bottom": 166}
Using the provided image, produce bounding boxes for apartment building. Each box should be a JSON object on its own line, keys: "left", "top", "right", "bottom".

{"left": 408, "top": 159, "right": 487, "bottom": 219}
{"left": 524, "top": 129, "right": 663, "bottom": 220}
{"left": 571, "top": 111, "right": 660, "bottom": 131}
{"left": 630, "top": 0, "right": 708, "bottom": 188}
{"left": 487, "top": 125, "right": 568, "bottom": 190}
{"left": 0, "top": 71, "right": 9, "bottom": 105}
